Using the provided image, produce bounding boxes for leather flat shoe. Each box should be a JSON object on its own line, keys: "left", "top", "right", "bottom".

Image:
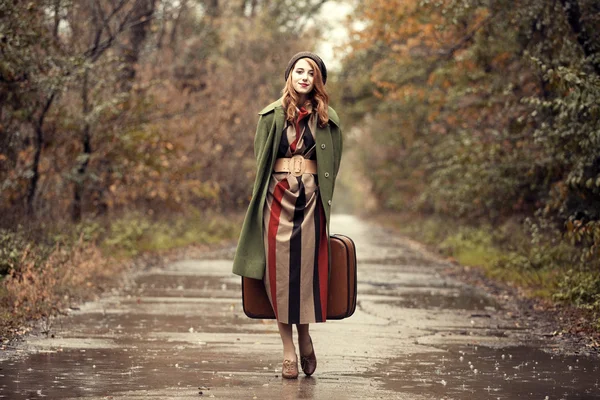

{"left": 300, "top": 338, "right": 317, "bottom": 376}
{"left": 282, "top": 359, "right": 298, "bottom": 379}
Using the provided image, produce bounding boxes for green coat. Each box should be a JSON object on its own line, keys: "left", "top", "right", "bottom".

{"left": 232, "top": 98, "right": 343, "bottom": 279}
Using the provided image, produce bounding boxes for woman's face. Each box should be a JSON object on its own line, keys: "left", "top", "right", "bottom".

{"left": 291, "top": 58, "right": 315, "bottom": 96}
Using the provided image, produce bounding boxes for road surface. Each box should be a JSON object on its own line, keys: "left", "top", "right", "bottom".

{"left": 1, "top": 215, "right": 599, "bottom": 399}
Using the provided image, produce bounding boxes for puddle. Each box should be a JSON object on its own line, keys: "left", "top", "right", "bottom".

{"left": 374, "top": 345, "right": 600, "bottom": 399}
{"left": 0, "top": 343, "right": 275, "bottom": 400}
{"left": 361, "top": 275, "right": 463, "bottom": 289}
{"left": 134, "top": 274, "right": 224, "bottom": 289}
{"left": 373, "top": 290, "right": 497, "bottom": 311}
{"left": 359, "top": 256, "right": 446, "bottom": 267}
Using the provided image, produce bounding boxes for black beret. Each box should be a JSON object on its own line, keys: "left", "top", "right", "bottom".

{"left": 284, "top": 52, "right": 327, "bottom": 85}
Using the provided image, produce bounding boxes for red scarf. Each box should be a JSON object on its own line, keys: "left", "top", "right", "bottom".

{"left": 290, "top": 106, "right": 310, "bottom": 152}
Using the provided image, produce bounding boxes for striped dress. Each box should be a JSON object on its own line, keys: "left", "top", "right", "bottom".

{"left": 263, "top": 106, "right": 329, "bottom": 325}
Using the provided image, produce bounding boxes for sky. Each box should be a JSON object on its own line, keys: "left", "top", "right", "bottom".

{"left": 313, "top": 0, "right": 355, "bottom": 71}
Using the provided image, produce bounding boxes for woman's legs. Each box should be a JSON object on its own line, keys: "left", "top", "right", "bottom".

{"left": 297, "top": 323, "right": 317, "bottom": 376}
{"left": 296, "top": 323, "right": 312, "bottom": 356}
{"left": 277, "top": 322, "right": 314, "bottom": 359}
{"left": 277, "top": 321, "right": 296, "bottom": 361}
{"left": 278, "top": 321, "right": 299, "bottom": 379}
{"left": 277, "top": 322, "right": 317, "bottom": 377}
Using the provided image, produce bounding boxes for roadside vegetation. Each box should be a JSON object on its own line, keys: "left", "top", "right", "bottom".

{"left": 0, "top": 212, "right": 240, "bottom": 340}
{"left": 378, "top": 212, "right": 600, "bottom": 332}
{"left": 337, "top": 0, "right": 600, "bottom": 330}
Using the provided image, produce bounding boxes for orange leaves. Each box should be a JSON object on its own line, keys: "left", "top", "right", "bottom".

{"left": 445, "top": 115, "right": 458, "bottom": 126}
{"left": 355, "top": 0, "right": 456, "bottom": 57}
{"left": 427, "top": 110, "right": 440, "bottom": 123}
{"left": 492, "top": 52, "right": 512, "bottom": 68}
{"left": 350, "top": 0, "right": 476, "bottom": 110}
{"left": 472, "top": 6, "right": 491, "bottom": 25}
{"left": 374, "top": 80, "right": 399, "bottom": 92}
{"left": 4, "top": 239, "right": 114, "bottom": 322}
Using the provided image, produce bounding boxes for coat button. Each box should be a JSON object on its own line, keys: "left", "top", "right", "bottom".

{"left": 321, "top": 144, "right": 326, "bottom": 149}
{"left": 327, "top": 200, "right": 332, "bottom": 206}
{"left": 324, "top": 172, "right": 330, "bottom": 178}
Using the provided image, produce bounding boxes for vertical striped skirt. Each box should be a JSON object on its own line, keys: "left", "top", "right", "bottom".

{"left": 263, "top": 172, "right": 329, "bottom": 324}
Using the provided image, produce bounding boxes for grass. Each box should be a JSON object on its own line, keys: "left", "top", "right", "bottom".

{"left": 102, "top": 211, "right": 240, "bottom": 258}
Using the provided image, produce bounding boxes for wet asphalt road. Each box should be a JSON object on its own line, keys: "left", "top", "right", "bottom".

{"left": 1, "top": 215, "right": 599, "bottom": 399}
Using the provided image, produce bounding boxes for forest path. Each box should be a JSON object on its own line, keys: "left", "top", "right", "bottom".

{"left": 1, "top": 215, "right": 599, "bottom": 399}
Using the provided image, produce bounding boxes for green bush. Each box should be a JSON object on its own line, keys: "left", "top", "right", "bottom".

{"left": 554, "top": 270, "right": 600, "bottom": 311}
{"left": 439, "top": 226, "right": 502, "bottom": 269}
{"left": 0, "top": 229, "right": 28, "bottom": 275}
{"left": 102, "top": 211, "right": 240, "bottom": 256}
{"left": 0, "top": 229, "right": 54, "bottom": 276}
{"left": 136, "top": 213, "right": 239, "bottom": 252}
{"left": 103, "top": 216, "right": 152, "bottom": 257}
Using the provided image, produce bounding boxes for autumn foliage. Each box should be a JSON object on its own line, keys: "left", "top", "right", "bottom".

{"left": 0, "top": 0, "right": 326, "bottom": 338}
{"left": 1, "top": 0, "right": 321, "bottom": 223}
{"left": 340, "top": 0, "right": 600, "bottom": 313}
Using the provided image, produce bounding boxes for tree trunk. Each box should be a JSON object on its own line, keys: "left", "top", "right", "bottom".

{"left": 118, "top": 0, "right": 157, "bottom": 93}
{"left": 206, "top": 0, "right": 219, "bottom": 18}
{"left": 72, "top": 69, "right": 91, "bottom": 222}
{"left": 53, "top": 0, "right": 61, "bottom": 39}
{"left": 169, "top": 0, "right": 186, "bottom": 49}
{"left": 156, "top": 1, "right": 169, "bottom": 49}
{"left": 27, "top": 94, "right": 55, "bottom": 215}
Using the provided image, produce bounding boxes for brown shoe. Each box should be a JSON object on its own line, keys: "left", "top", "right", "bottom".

{"left": 300, "top": 338, "right": 317, "bottom": 376}
{"left": 282, "top": 359, "right": 298, "bottom": 379}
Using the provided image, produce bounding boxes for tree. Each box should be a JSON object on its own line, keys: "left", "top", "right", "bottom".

{"left": 0, "top": 0, "right": 332, "bottom": 224}
{"left": 340, "top": 0, "right": 600, "bottom": 261}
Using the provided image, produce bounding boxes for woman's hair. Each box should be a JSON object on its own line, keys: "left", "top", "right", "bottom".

{"left": 282, "top": 58, "right": 329, "bottom": 128}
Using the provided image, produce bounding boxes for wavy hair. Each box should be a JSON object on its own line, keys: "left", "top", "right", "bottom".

{"left": 282, "top": 58, "right": 329, "bottom": 128}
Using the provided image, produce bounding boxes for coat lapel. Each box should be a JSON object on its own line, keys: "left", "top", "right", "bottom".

{"left": 271, "top": 106, "right": 285, "bottom": 164}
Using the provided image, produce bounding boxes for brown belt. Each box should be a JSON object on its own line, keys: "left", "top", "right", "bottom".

{"left": 274, "top": 155, "right": 317, "bottom": 176}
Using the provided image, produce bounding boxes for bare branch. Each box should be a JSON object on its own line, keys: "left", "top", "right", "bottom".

{"left": 85, "top": 0, "right": 133, "bottom": 61}
{"left": 295, "top": 0, "right": 328, "bottom": 33}
{"left": 438, "top": 14, "right": 494, "bottom": 60}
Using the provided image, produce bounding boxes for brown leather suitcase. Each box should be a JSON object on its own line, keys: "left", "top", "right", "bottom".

{"left": 242, "top": 234, "right": 357, "bottom": 320}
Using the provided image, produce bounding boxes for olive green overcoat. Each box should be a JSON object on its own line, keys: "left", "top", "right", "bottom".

{"left": 232, "top": 98, "right": 343, "bottom": 279}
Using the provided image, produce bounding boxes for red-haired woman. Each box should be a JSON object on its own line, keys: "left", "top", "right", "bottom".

{"left": 232, "top": 52, "right": 343, "bottom": 379}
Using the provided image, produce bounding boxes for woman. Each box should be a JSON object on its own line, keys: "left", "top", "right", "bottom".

{"left": 232, "top": 52, "right": 343, "bottom": 379}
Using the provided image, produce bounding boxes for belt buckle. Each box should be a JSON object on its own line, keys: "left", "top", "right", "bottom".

{"left": 290, "top": 154, "right": 305, "bottom": 177}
